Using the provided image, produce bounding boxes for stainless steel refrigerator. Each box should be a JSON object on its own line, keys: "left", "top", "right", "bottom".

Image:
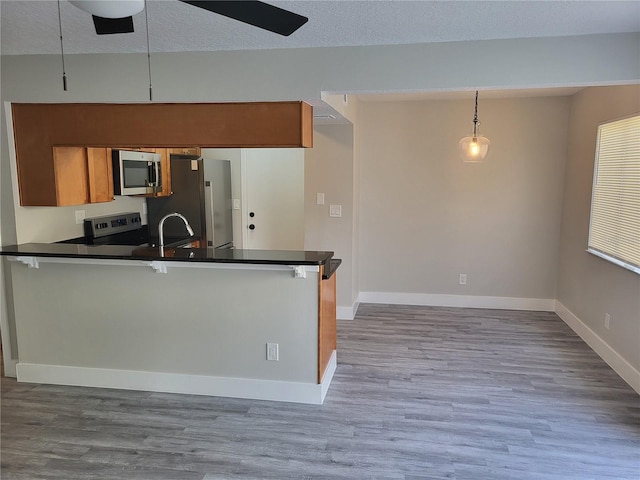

{"left": 146, "top": 155, "right": 233, "bottom": 248}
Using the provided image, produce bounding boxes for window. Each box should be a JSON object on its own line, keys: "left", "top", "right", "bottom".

{"left": 588, "top": 114, "right": 640, "bottom": 275}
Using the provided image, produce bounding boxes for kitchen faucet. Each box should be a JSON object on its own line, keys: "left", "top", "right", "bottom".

{"left": 159, "top": 212, "right": 194, "bottom": 248}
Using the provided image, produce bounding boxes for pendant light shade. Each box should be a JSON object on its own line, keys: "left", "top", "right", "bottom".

{"left": 459, "top": 91, "right": 490, "bottom": 163}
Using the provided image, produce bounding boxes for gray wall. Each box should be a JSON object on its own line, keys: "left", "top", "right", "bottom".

{"left": 10, "top": 260, "right": 319, "bottom": 382}
{"left": 557, "top": 85, "right": 640, "bottom": 372}
{"left": 357, "top": 96, "right": 570, "bottom": 299}
{"left": 305, "top": 124, "right": 355, "bottom": 308}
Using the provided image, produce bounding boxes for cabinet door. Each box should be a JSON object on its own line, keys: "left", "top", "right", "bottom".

{"left": 87, "top": 147, "right": 114, "bottom": 203}
{"left": 52, "top": 147, "right": 115, "bottom": 205}
{"left": 155, "top": 148, "right": 172, "bottom": 196}
{"left": 53, "top": 147, "right": 90, "bottom": 206}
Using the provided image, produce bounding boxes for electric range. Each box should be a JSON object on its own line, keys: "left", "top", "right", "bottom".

{"left": 82, "top": 212, "right": 148, "bottom": 246}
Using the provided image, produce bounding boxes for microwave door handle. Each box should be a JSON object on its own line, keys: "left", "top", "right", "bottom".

{"left": 153, "top": 161, "right": 161, "bottom": 190}
{"left": 148, "top": 162, "right": 156, "bottom": 186}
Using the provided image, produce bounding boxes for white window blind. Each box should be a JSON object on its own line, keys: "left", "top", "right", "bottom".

{"left": 588, "top": 114, "right": 640, "bottom": 275}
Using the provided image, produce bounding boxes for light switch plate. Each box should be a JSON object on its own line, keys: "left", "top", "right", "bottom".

{"left": 316, "top": 193, "right": 325, "bottom": 205}
{"left": 233, "top": 199, "right": 240, "bottom": 210}
{"left": 329, "top": 205, "right": 342, "bottom": 217}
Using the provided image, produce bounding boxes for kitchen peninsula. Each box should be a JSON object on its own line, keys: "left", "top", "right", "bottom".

{"left": 1, "top": 244, "right": 339, "bottom": 404}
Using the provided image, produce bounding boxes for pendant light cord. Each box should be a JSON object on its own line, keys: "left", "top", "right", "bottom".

{"left": 57, "top": 0, "right": 67, "bottom": 91}
{"left": 472, "top": 90, "right": 479, "bottom": 137}
{"left": 145, "top": 0, "right": 152, "bottom": 101}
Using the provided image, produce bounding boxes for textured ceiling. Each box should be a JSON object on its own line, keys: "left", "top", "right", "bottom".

{"left": 2, "top": 0, "right": 639, "bottom": 56}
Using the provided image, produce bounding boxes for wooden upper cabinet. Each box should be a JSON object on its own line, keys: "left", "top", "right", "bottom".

{"left": 86, "top": 147, "right": 114, "bottom": 203}
{"left": 48, "top": 147, "right": 114, "bottom": 206}
{"left": 12, "top": 102, "right": 313, "bottom": 206}
{"left": 168, "top": 147, "right": 201, "bottom": 156}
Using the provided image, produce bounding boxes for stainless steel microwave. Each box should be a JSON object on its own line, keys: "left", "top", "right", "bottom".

{"left": 112, "top": 150, "right": 162, "bottom": 196}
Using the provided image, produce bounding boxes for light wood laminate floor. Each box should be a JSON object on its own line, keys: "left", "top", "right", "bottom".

{"left": 2, "top": 305, "right": 639, "bottom": 479}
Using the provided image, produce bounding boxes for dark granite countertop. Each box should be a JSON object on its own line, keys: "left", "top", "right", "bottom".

{"left": 323, "top": 258, "right": 342, "bottom": 280}
{"left": 0, "top": 243, "right": 335, "bottom": 266}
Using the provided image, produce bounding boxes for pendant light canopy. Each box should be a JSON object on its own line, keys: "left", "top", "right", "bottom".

{"left": 459, "top": 90, "right": 490, "bottom": 163}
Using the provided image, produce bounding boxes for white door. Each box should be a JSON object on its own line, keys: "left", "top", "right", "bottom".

{"left": 242, "top": 148, "right": 305, "bottom": 250}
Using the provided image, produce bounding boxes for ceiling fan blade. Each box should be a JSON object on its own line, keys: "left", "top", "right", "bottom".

{"left": 178, "top": 1, "right": 308, "bottom": 36}
{"left": 92, "top": 15, "right": 135, "bottom": 35}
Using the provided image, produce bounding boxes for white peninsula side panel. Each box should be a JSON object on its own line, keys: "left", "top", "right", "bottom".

{"left": 10, "top": 260, "right": 327, "bottom": 404}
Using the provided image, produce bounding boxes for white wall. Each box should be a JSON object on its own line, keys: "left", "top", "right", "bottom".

{"left": 305, "top": 124, "right": 355, "bottom": 310}
{"left": 556, "top": 85, "right": 640, "bottom": 374}
{"left": 357, "top": 96, "right": 570, "bottom": 302}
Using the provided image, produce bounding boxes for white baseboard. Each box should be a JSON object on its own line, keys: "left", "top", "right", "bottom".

{"left": 337, "top": 301, "right": 359, "bottom": 320}
{"left": 555, "top": 301, "right": 640, "bottom": 395}
{"left": 16, "top": 362, "right": 336, "bottom": 405}
{"left": 358, "top": 291, "right": 555, "bottom": 311}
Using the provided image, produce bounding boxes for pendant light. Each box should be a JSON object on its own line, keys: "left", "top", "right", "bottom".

{"left": 144, "top": 0, "right": 152, "bottom": 101}
{"left": 459, "top": 90, "right": 490, "bottom": 163}
{"left": 57, "top": 0, "right": 68, "bottom": 91}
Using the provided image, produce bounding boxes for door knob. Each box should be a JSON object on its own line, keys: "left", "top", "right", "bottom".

{"left": 249, "top": 224, "right": 255, "bottom": 230}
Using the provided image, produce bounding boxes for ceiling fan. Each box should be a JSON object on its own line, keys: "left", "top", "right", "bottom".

{"left": 68, "top": 0, "right": 309, "bottom": 36}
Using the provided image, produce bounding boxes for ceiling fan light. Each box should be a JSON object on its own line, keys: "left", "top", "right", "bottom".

{"left": 69, "top": 0, "right": 144, "bottom": 19}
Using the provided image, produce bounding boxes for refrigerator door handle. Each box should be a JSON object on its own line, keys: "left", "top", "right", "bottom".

{"left": 204, "top": 181, "right": 215, "bottom": 248}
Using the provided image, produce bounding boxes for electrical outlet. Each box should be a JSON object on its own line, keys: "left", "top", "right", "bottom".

{"left": 605, "top": 313, "right": 610, "bottom": 330}
{"left": 267, "top": 343, "right": 279, "bottom": 361}
{"left": 459, "top": 273, "right": 467, "bottom": 285}
{"left": 75, "top": 210, "right": 86, "bottom": 224}
{"left": 329, "top": 205, "right": 342, "bottom": 217}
